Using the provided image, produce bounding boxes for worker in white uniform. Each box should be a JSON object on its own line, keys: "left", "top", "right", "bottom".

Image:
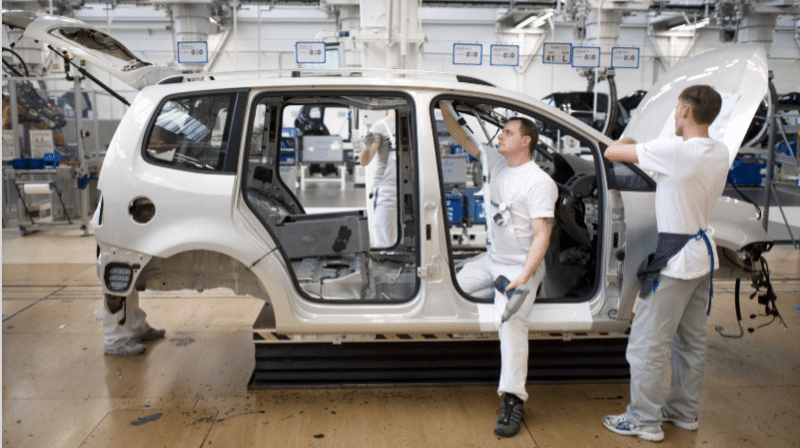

{"left": 440, "top": 101, "right": 557, "bottom": 438}
{"left": 602, "top": 85, "right": 728, "bottom": 442}
{"left": 91, "top": 198, "right": 165, "bottom": 356}
{"left": 102, "top": 291, "right": 166, "bottom": 355}
{"left": 359, "top": 112, "right": 397, "bottom": 247}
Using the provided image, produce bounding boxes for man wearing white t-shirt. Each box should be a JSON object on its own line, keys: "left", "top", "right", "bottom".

{"left": 360, "top": 113, "right": 397, "bottom": 247}
{"left": 602, "top": 85, "right": 728, "bottom": 442}
{"left": 441, "top": 102, "right": 558, "bottom": 438}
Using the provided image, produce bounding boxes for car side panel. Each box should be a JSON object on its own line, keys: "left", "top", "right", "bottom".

{"left": 95, "top": 90, "right": 271, "bottom": 295}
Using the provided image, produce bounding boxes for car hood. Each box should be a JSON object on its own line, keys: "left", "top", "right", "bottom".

{"left": 622, "top": 43, "right": 768, "bottom": 166}
{"left": 2, "top": 10, "right": 178, "bottom": 89}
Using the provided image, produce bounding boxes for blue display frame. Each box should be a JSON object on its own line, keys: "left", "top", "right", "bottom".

{"left": 489, "top": 44, "right": 520, "bottom": 67}
{"left": 611, "top": 46, "right": 640, "bottom": 69}
{"left": 295, "top": 41, "right": 327, "bottom": 65}
{"left": 452, "top": 43, "right": 483, "bottom": 66}
{"left": 571, "top": 46, "right": 601, "bottom": 68}
{"left": 177, "top": 41, "right": 209, "bottom": 64}
{"left": 542, "top": 42, "right": 572, "bottom": 65}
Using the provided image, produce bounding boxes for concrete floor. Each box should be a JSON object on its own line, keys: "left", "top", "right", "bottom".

{"left": 2, "top": 227, "right": 799, "bottom": 448}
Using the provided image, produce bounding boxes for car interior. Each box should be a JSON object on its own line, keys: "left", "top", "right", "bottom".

{"left": 238, "top": 91, "right": 656, "bottom": 305}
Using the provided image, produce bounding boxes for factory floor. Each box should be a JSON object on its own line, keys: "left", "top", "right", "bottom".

{"left": 2, "top": 226, "right": 800, "bottom": 447}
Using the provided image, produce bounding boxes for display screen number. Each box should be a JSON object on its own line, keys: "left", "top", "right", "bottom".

{"left": 572, "top": 46, "right": 600, "bottom": 68}
{"left": 543, "top": 43, "right": 572, "bottom": 65}
{"left": 611, "top": 47, "right": 640, "bottom": 69}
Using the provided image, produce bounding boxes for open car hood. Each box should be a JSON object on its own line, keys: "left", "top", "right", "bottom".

{"left": 2, "top": 10, "right": 178, "bottom": 89}
{"left": 622, "top": 43, "right": 768, "bottom": 166}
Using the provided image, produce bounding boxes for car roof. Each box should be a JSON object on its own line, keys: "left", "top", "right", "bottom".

{"left": 152, "top": 69, "right": 493, "bottom": 92}
{"left": 141, "top": 68, "right": 613, "bottom": 145}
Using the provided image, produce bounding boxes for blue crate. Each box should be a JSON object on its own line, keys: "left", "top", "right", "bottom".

{"left": 774, "top": 136, "right": 797, "bottom": 165}
{"left": 11, "top": 158, "right": 45, "bottom": 170}
{"left": 461, "top": 188, "right": 485, "bottom": 225}
{"left": 451, "top": 144, "right": 476, "bottom": 162}
{"left": 445, "top": 191, "right": 464, "bottom": 226}
{"left": 280, "top": 137, "right": 297, "bottom": 150}
{"left": 279, "top": 152, "right": 297, "bottom": 166}
{"left": 281, "top": 127, "right": 298, "bottom": 137}
{"left": 43, "top": 152, "right": 62, "bottom": 169}
{"left": 728, "top": 156, "right": 765, "bottom": 185}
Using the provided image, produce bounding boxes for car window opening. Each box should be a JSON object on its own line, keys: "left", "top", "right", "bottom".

{"left": 143, "top": 93, "right": 237, "bottom": 173}
{"left": 243, "top": 93, "right": 419, "bottom": 304}
{"left": 433, "top": 97, "right": 608, "bottom": 304}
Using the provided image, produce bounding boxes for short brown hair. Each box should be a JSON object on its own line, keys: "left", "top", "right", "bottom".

{"left": 679, "top": 85, "right": 722, "bottom": 126}
{"left": 508, "top": 117, "right": 539, "bottom": 156}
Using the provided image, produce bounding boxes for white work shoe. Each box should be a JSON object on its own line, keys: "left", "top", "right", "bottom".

{"left": 603, "top": 414, "right": 664, "bottom": 442}
{"left": 661, "top": 410, "right": 699, "bottom": 431}
{"left": 103, "top": 340, "right": 146, "bottom": 356}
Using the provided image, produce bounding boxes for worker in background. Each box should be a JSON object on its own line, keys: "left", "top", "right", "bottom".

{"left": 440, "top": 101, "right": 557, "bottom": 438}
{"left": 102, "top": 291, "right": 166, "bottom": 356}
{"left": 602, "top": 85, "right": 727, "bottom": 442}
{"left": 359, "top": 111, "right": 397, "bottom": 247}
{"left": 91, "top": 196, "right": 165, "bottom": 356}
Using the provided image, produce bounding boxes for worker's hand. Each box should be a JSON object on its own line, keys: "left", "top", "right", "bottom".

{"left": 505, "top": 276, "right": 528, "bottom": 295}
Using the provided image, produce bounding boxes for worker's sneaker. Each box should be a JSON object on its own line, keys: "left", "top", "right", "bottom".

{"left": 494, "top": 394, "right": 525, "bottom": 437}
{"left": 134, "top": 327, "right": 166, "bottom": 342}
{"left": 103, "top": 340, "right": 146, "bottom": 356}
{"left": 661, "top": 410, "right": 698, "bottom": 431}
{"left": 603, "top": 414, "right": 664, "bottom": 442}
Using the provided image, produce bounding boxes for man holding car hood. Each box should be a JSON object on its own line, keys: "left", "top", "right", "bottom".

{"left": 602, "top": 85, "right": 728, "bottom": 442}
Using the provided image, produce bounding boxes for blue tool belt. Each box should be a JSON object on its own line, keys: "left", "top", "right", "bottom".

{"left": 637, "top": 230, "right": 714, "bottom": 315}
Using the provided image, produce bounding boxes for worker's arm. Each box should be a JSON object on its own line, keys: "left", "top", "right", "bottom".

{"left": 506, "top": 217, "right": 553, "bottom": 292}
{"left": 359, "top": 141, "right": 380, "bottom": 166}
{"left": 604, "top": 137, "right": 639, "bottom": 163}
{"left": 438, "top": 101, "right": 481, "bottom": 160}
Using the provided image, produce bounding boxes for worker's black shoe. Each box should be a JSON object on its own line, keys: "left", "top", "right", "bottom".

{"left": 494, "top": 394, "right": 525, "bottom": 437}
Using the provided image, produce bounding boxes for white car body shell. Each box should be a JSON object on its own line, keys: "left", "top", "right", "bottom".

{"left": 7, "top": 11, "right": 771, "bottom": 337}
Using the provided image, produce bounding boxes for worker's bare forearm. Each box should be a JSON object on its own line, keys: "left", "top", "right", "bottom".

{"left": 605, "top": 138, "right": 638, "bottom": 163}
{"left": 438, "top": 101, "right": 480, "bottom": 159}
{"left": 360, "top": 142, "right": 379, "bottom": 166}
{"left": 508, "top": 217, "right": 553, "bottom": 291}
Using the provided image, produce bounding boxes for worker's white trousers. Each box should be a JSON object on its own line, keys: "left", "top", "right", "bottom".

{"left": 371, "top": 186, "right": 397, "bottom": 248}
{"left": 624, "top": 274, "right": 710, "bottom": 426}
{"left": 457, "top": 254, "right": 544, "bottom": 402}
{"left": 102, "top": 290, "right": 153, "bottom": 349}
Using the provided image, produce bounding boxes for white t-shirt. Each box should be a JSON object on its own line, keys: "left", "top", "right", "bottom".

{"left": 636, "top": 137, "right": 729, "bottom": 279}
{"left": 366, "top": 117, "right": 396, "bottom": 190}
{"left": 487, "top": 149, "right": 558, "bottom": 265}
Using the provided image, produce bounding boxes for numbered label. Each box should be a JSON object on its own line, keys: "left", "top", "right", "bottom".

{"left": 296, "top": 42, "right": 326, "bottom": 64}
{"left": 543, "top": 43, "right": 572, "bottom": 65}
{"left": 453, "top": 44, "right": 483, "bottom": 65}
{"left": 490, "top": 45, "right": 519, "bottom": 67}
{"left": 611, "top": 47, "right": 640, "bottom": 69}
{"left": 572, "top": 46, "right": 600, "bottom": 68}
{"left": 177, "top": 41, "right": 208, "bottom": 64}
